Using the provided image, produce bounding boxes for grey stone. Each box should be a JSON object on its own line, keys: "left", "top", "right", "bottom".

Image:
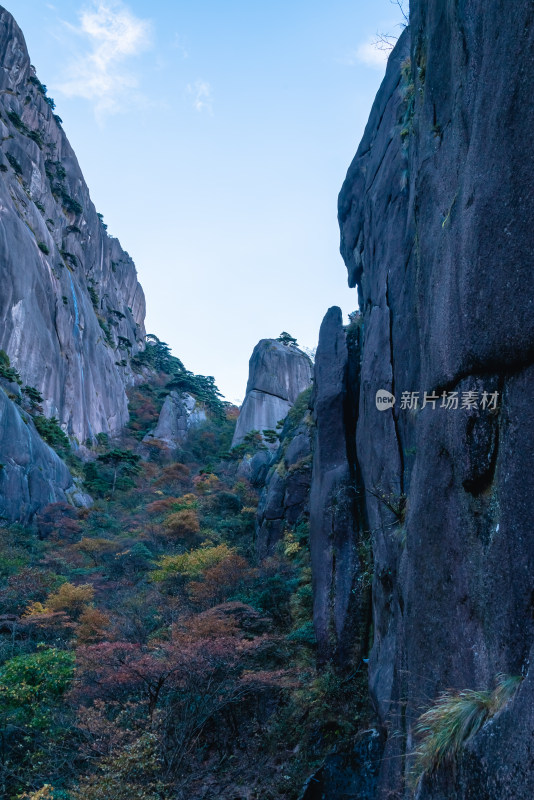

{"left": 232, "top": 339, "right": 313, "bottom": 447}
{"left": 143, "top": 392, "right": 207, "bottom": 449}
{"left": 0, "top": 8, "right": 146, "bottom": 445}
{"left": 0, "top": 387, "right": 83, "bottom": 522}
{"left": 335, "top": 4, "right": 534, "bottom": 796}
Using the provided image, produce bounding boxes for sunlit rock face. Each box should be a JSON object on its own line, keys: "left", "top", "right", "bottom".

{"left": 0, "top": 7, "right": 146, "bottom": 444}
{"left": 232, "top": 339, "right": 313, "bottom": 447}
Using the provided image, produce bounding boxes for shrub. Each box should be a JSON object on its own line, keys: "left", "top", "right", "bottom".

{"left": 88, "top": 284, "right": 99, "bottom": 309}
{"left": 38, "top": 241, "right": 50, "bottom": 254}
{"left": 45, "top": 581, "right": 95, "bottom": 617}
{"left": 162, "top": 507, "right": 200, "bottom": 539}
{"left": 0, "top": 349, "right": 22, "bottom": 384}
{"left": 6, "top": 152, "right": 23, "bottom": 175}
{"left": 0, "top": 646, "right": 75, "bottom": 728}
{"left": 7, "top": 109, "right": 26, "bottom": 131}
{"left": 33, "top": 414, "right": 70, "bottom": 452}
{"left": 151, "top": 543, "right": 234, "bottom": 582}
{"left": 411, "top": 674, "right": 522, "bottom": 788}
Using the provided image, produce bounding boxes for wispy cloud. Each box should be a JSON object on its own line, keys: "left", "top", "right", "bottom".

{"left": 172, "top": 34, "right": 189, "bottom": 59}
{"left": 57, "top": 1, "right": 153, "bottom": 118}
{"left": 187, "top": 80, "right": 213, "bottom": 114}
{"left": 339, "top": 37, "right": 390, "bottom": 70}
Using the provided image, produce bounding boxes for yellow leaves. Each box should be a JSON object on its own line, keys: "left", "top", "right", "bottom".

{"left": 19, "top": 785, "right": 55, "bottom": 799}
{"left": 192, "top": 472, "right": 219, "bottom": 493}
{"left": 46, "top": 582, "right": 95, "bottom": 615}
{"left": 22, "top": 601, "right": 47, "bottom": 617}
{"left": 151, "top": 543, "right": 234, "bottom": 582}
{"left": 283, "top": 532, "right": 300, "bottom": 559}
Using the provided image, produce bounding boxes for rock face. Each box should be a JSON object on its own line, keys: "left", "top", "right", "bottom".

{"left": 332, "top": 3, "right": 534, "bottom": 797}
{"left": 255, "top": 386, "right": 313, "bottom": 556}
{"left": 232, "top": 339, "right": 313, "bottom": 448}
{"left": 0, "top": 388, "right": 86, "bottom": 523}
{"left": 0, "top": 7, "right": 146, "bottom": 444}
{"left": 143, "top": 392, "right": 207, "bottom": 449}
{"left": 299, "top": 729, "right": 382, "bottom": 800}
{"left": 309, "top": 307, "right": 369, "bottom": 669}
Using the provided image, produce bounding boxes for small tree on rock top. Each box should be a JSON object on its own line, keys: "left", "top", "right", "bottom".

{"left": 277, "top": 332, "right": 298, "bottom": 346}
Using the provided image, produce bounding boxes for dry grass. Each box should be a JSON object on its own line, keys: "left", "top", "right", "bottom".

{"left": 410, "top": 674, "right": 522, "bottom": 790}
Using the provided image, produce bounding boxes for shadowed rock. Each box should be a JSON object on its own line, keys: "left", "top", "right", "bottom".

{"left": 336, "top": 3, "right": 534, "bottom": 796}
{"left": 0, "top": 388, "right": 89, "bottom": 522}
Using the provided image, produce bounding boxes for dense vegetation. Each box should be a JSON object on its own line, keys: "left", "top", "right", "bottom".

{"left": 0, "top": 341, "right": 369, "bottom": 800}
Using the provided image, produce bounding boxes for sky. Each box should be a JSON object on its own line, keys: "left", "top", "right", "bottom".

{"left": 7, "top": 0, "right": 406, "bottom": 402}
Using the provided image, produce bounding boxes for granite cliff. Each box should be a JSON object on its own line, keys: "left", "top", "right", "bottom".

{"left": 306, "top": 1, "right": 534, "bottom": 797}
{"left": 0, "top": 7, "right": 146, "bottom": 446}
{"left": 232, "top": 338, "right": 313, "bottom": 448}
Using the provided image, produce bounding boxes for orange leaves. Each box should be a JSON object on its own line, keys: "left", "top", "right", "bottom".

{"left": 162, "top": 508, "right": 200, "bottom": 540}
{"left": 154, "top": 462, "right": 190, "bottom": 488}
{"left": 188, "top": 554, "right": 252, "bottom": 607}
{"left": 193, "top": 472, "right": 219, "bottom": 494}
{"left": 145, "top": 496, "right": 182, "bottom": 515}
{"left": 76, "top": 606, "right": 110, "bottom": 645}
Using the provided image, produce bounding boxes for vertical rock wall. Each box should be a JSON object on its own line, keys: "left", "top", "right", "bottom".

{"left": 333, "top": 3, "right": 534, "bottom": 797}
{"left": 0, "top": 7, "right": 146, "bottom": 444}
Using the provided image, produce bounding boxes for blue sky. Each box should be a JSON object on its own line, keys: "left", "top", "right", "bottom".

{"left": 7, "top": 0, "right": 406, "bottom": 401}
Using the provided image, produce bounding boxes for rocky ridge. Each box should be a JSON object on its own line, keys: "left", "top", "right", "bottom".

{"left": 0, "top": 6, "right": 146, "bottom": 445}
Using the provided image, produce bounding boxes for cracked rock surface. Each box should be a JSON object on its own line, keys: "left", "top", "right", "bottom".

{"left": 334, "top": 3, "right": 534, "bottom": 796}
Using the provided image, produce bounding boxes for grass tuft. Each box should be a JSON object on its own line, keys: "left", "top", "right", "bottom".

{"left": 410, "top": 674, "right": 522, "bottom": 790}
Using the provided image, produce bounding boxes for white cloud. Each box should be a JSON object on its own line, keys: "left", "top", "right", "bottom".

{"left": 172, "top": 34, "right": 189, "bottom": 59}
{"left": 187, "top": 80, "right": 213, "bottom": 114}
{"left": 58, "top": 1, "right": 153, "bottom": 117}
{"left": 340, "top": 37, "right": 391, "bottom": 70}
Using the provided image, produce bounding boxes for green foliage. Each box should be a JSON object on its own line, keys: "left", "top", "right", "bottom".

{"left": 165, "top": 370, "right": 225, "bottom": 418}
{"left": 33, "top": 415, "right": 70, "bottom": 452}
{"left": 228, "top": 429, "right": 267, "bottom": 460}
{"left": 96, "top": 212, "right": 108, "bottom": 230}
{"left": 88, "top": 284, "right": 99, "bottom": 310}
{"left": 85, "top": 448, "right": 141, "bottom": 497}
{"left": 277, "top": 331, "right": 298, "bottom": 346}
{"left": 98, "top": 318, "right": 114, "bottom": 347}
{"left": 7, "top": 109, "right": 26, "bottom": 130}
{"left": 262, "top": 428, "right": 279, "bottom": 444}
{"left": 62, "top": 193, "right": 83, "bottom": 216}
{"left": 72, "top": 733, "right": 167, "bottom": 800}
{"left": 0, "top": 349, "right": 22, "bottom": 384}
{"left": 38, "top": 241, "right": 50, "bottom": 254}
{"left": 23, "top": 385, "right": 44, "bottom": 406}
{"left": 411, "top": 674, "right": 523, "bottom": 788}
{"left": 0, "top": 646, "right": 75, "bottom": 730}
{"left": 28, "top": 129, "right": 44, "bottom": 149}
{"left": 6, "top": 152, "right": 23, "bottom": 175}
{"left": 132, "top": 334, "right": 184, "bottom": 375}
